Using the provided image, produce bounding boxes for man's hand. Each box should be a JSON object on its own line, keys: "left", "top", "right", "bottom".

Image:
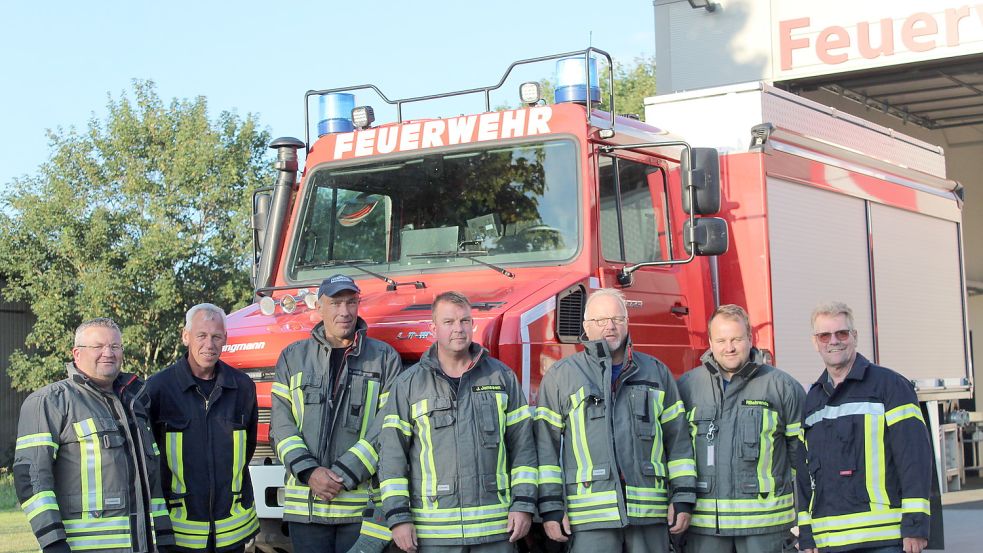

{"left": 392, "top": 522, "right": 418, "bottom": 553}
{"left": 903, "top": 537, "right": 928, "bottom": 553}
{"left": 667, "top": 503, "right": 691, "bottom": 534}
{"left": 507, "top": 511, "right": 532, "bottom": 543}
{"left": 799, "top": 549, "right": 818, "bottom": 553}
{"left": 544, "top": 513, "right": 572, "bottom": 543}
{"left": 307, "top": 467, "right": 344, "bottom": 501}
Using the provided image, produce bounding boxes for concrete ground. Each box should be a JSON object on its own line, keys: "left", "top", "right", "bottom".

{"left": 937, "top": 476, "right": 983, "bottom": 551}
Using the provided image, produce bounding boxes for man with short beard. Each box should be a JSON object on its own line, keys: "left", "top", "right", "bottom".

{"left": 677, "top": 304, "right": 805, "bottom": 553}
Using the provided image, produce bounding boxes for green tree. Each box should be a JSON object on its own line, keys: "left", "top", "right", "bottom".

{"left": 0, "top": 80, "right": 275, "bottom": 390}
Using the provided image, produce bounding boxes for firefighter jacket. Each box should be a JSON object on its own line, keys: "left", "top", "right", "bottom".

{"left": 145, "top": 356, "right": 259, "bottom": 551}
{"left": 676, "top": 347, "right": 806, "bottom": 536}
{"left": 377, "top": 342, "right": 538, "bottom": 546}
{"left": 269, "top": 318, "right": 402, "bottom": 525}
{"left": 796, "top": 354, "right": 932, "bottom": 552}
{"left": 534, "top": 337, "right": 697, "bottom": 532}
{"left": 14, "top": 363, "right": 174, "bottom": 552}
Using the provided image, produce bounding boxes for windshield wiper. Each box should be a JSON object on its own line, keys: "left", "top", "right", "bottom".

{"left": 408, "top": 250, "right": 515, "bottom": 279}
{"left": 296, "top": 259, "right": 426, "bottom": 291}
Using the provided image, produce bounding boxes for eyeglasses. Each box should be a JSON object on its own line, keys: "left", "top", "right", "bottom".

{"left": 76, "top": 344, "right": 124, "bottom": 353}
{"left": 813, "top": 329, "right": 854, "bottom": 344}
{"left": 585, "top": 316, "right": 628, "bottom": 327}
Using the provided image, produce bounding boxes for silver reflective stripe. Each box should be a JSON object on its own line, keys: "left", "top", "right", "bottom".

{"left": 805, "top": 402, "right": 884, "bottom": 426}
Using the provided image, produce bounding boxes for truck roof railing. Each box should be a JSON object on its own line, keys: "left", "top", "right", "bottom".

{"left": 303, "top": 47, "right": 616, "bottom": 152}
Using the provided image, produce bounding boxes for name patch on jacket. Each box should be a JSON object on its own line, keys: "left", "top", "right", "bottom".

{"left": 472, "top": 385, "right": 505, "bottom": 393}
{"left": 742, "top": 399, "right": 772, "bottom": 408}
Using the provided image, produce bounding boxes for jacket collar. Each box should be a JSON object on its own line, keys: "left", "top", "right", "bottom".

{"left": 312, "top": 317, "right": 368, "bottom": 355}
{"left": 171, "top": 355, "right": 238, "bottom": 392}
{"left": 581, "top": 334, "right": 633, "bottom": 366}
{"left": 419, "top": 341, "right": 486, "bottom": 373}
{"left": 67, "top": 362, "right": 140, "bottom": 396}
{"left": 815, "top": 352, "right": 870, "bottom": 389}
{"left": 699, "top": 347, "right": 766, "bottom": 380}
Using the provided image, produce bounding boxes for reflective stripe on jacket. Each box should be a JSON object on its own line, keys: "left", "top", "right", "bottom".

{"left": 796, "top": 354, "right": 932, "bottom": 552}
{"left": 534, "top": 338, "right": 696, "bottom": 532}
{"left": 145, "top": 357, "right": 259, "bottom": 551}
{"left": 269, "top": 318, "right": 402, "bottom": 525}
{"left": 14, "top": 364, "right": 174, "bottom": 552}
{"left": 377, "top": 342, "right": 538, "bottom": 546}
{"left": 676, "top": 348, "right": 806, "bottom": 536}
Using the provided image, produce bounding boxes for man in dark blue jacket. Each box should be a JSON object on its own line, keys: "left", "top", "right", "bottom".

{"left": 146, "top": 304, "right": 259, "bottom": 553}
{"left": 797, "top": 301, "right": 931, "bottom": 553}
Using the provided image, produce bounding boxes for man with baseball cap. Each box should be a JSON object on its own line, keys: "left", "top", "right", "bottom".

{"left": 270, "top": 275, "right": 402, "bottom": 553}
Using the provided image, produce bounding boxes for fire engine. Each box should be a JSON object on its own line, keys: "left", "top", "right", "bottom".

{"left": 220, "top": 48, "right": 971, "bottom": 551}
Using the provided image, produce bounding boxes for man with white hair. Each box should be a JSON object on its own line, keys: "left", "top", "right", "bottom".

{"left": 535, "top": 288, "right": 696, "bottom": 552}
{"left": 146, "top": 304, "right": 259, "bottom": 553}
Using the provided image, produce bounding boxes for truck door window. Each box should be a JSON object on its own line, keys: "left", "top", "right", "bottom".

{"left": 597, "top": 155, "right": 669, "bottom": 264}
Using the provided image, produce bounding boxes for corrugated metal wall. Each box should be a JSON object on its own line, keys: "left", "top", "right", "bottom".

{"left": 1, "top": 279, "right": 34, "bottom": 467}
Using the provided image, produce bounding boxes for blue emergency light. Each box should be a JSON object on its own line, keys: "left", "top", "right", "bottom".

{"left": 318, "top": 93, "right": 355, "bottom": 136}
{"left": 554, "top": 56, "right": 600, "bottom": 105}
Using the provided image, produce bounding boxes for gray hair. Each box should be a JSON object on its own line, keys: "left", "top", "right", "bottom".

{"left": 74, "top": 318, "right": 121, "bottom": 346}
{"left": 584, "top": 288, "right": 628, "bottom": 319}
{"left": 810, "top": 301, "right": 855, "bottom": 330}
{"left": 185, "top": 303, "right": 227, "bottom": 331}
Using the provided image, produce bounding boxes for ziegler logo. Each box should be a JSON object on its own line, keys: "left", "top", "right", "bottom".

{"left": 222, "top": 342, "right": 266, "bottom": 353}
{"left": 396, "top": 331, "right": 432, "bottom": 340}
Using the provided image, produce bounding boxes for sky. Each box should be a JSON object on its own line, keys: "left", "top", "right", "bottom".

{"left": 0, "top": 1, "right": 656, "bottom": 192}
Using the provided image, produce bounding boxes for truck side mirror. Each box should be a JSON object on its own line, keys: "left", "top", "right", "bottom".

{"left": 681, "top": 147, "right": 721, "bottom": 215}
{"left": 252, "top": 190, "right": 272, "bottom": 252}
{"left": 684, "top": 217, "right": 728, "bottom": 256}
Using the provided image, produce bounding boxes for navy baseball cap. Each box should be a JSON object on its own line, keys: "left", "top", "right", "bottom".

{"left": 318, "top": 274, "right": 360, "bottom": 298}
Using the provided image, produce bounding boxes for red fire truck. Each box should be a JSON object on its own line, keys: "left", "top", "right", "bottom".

{"left": 221, "top": 49, "right": 971, "bottom": 551}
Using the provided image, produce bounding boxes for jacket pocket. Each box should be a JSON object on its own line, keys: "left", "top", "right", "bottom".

{"left": 738, "top": 406, "right": 762, "bottom": 460}
{"left": 474, "top": 391, "right": 506, "bottom": 448}
{"left": 628, "top": 386, "right": 658, "bottom": 441}
{"left": 412, "top": 397, "right": 455, "bottom": 430}
{"left": 345, "top": 372, "right": 382, "bottom": 431}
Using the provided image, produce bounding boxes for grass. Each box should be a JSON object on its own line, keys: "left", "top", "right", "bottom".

{"left": 0, "top": 469, "right": 18, "bottom": 510}
{"left": 0, "top": 509, "right": 36, "bottom": 553}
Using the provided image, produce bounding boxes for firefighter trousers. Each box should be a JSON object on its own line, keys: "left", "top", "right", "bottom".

{"left": 422, "top": 541, "right": 515, "bottom": 553}
{"left": 567, "top": 525, "right": 669, "bottom": 553}
{"left": 684, "top": 531, "right": 788, "bottom": 553}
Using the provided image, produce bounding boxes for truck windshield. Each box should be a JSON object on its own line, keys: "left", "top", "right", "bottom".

{"left": 288, "top": 139, "right": 579, "bottom": 281}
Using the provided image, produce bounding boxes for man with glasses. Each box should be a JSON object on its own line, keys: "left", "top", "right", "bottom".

{"left": 535, "top": 288, "right": 696, "bottom": 553}
{"left": 270, "top": 275, "right": 402, "bottom": 553}
{"left": 145, "top": 304, "right": 259, "bottom": 552}
{"left": 796, "top": 302, "right": 932, "bottom": 553}
{"left": 677, "top": 304, "right": 805, "bottom": 553}
{"left": 14, "top": 318, "right": 174, "bottom": 552}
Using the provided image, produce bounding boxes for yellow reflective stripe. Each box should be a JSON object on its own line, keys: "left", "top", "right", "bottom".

{"left": 351, "top": 438, "right": 379, "bottom": 472}
{"left": 494, "top": 393, "right": 509, "bottom": 493}
{"left": 22, "top": 490, "right": 58, "bottom": 521}
{"left": 864, "top": 414, "right": 889, "bottom": 507}
{"left": 511, "top": 466, "right": 538, "bottom": 486}
{"left": 64, "top": 516, "right": 132, "bottom": 550}
{"left": 625, "top": 485, "right": 669, "bottom": 518}
{"left": 215, "top": 505, "right": 259, "bottom": 547}
{"left": 885, "top": 403, "right": 924, "bottom": 426}
{"left": 535, "top": 406, "right": 563, "bottom": 428}
{"left": 538, "top": 464, "right": 562, "bottom": 484}
{"left": 275, "top": 435, "right": 308, "bottom": 460}
{"left": 506, "top": 405, "right": 532, "bottom": 426}
{"left": 379, "top": 391, "right": 391, "bottom": 409}
{"left": 359, "top": 379, "right": 381, "bottom": 440}
{"left": 411, "top": 503, "right": 510, "bottom": 539}
{"left": 694, "top": 493, "right": 794, "bottom": 513}
{"left": 798, "top": 510, "right": 812, "bottom": 526}
{"left": 73, "top": 419, "right": 103, "bottom": 512}
{"left": 290, "top": 372, "right": 305, "bottom": 430}
{"left": 806, "top": 402, "right": 884, "bottom": 426}
{"left": 383, "top": 414, "right": 412, "bottom": 436}
{"left": 902, "top": 497, "right": 930, "bottom": 514}
{"left": 815, "top": 525, "right": 901, "bottom": 549}
{"left": 16, "top": 433, "right": 58, "bottom": 457}
{"left": 150, "top": 497, "right": 168, "bottom": 517}
{"left": 361, "top": 519, "right": 391, "bottom": 539}
{"left": 566, "top": 489, "right": 621, "bottom": 525}
{"left": 232, "top": 428, "right": 246, "bottom": 494}
{"left": 381, "top": 478, "right": 410, "bottom": 501}
{"left": 649, "top": 390, "right": 666, "bottom": 476}
{"left": 786, "top": 422, "right": 802, "bottom": 439}
{"left": 660, "top": 399, "right": 684, "bottom": 423}
{"left": 691, "top": 509, "right": 795, "bottom": 529}
{"left": 810, "top": 509, "right": 903, "bottom": 548}
{"left": 171, "top": 511, "right": 210, "bottom": 549}
{"left": 568, "top": 387, "right": 594, "bottom": 483}
{"left": 410, "top": 399, "right": 438, "bottom": 509}
{"left": 166, "top": 430, "right": 186, "bottom": 494}
{"left": 668, "top": 458, "right": 697, "bottom": 479}
{"left": 271, "top": 382, "right": 290, "bottom": 401}
{"left": 757, "top": 409, "right": 778, "bottom": 492}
